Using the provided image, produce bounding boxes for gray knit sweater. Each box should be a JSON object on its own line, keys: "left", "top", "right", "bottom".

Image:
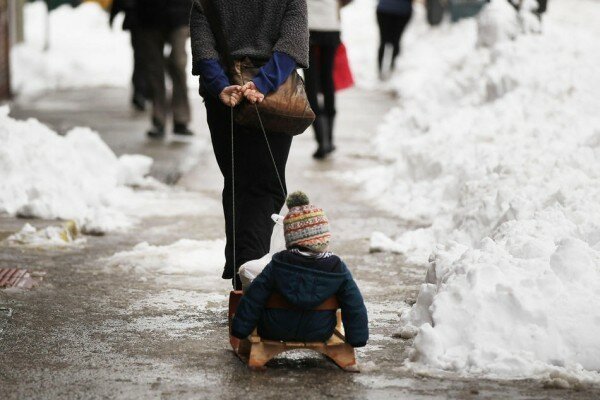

{"left": 190, "top": 0, "right": 309, "bottom": 74}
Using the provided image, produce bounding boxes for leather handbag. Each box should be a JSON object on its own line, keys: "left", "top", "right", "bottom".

{"left": 199, "top": 0, "right": 315, "bottom": 136}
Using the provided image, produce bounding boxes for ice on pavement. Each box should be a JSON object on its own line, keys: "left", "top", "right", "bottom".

{"left": 346, "top": 0, "right": 600, "bottom": 382}
{"left": 0, "top": 108, "right": 213, "bottom": 233}
{"left": 105, "top": 239, "right": 226, "bottom": 275}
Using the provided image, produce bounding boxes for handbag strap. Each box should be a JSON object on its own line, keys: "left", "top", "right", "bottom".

{"left": 199, "top": 0, "right": 235, "bottom": 72}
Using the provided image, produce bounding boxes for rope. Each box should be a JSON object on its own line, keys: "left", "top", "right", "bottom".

{"left": 253, "top": 103, "right": 287, "bottom": 199}
{"left": 230, "top": 83, "right": 289, "bottom": 289}
{"left": 230, "top": 105, "right": 237, "bottom": 290}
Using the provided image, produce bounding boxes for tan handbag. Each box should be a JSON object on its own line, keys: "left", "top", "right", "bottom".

{"left": 200, "top": 0, "right": 315, "bottom": 136}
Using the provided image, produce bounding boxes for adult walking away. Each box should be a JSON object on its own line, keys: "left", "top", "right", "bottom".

{"left": 136, "top": 0, "right": 193, "bottom": 139}
{"left": 376, "top": 0, "right": 413, "bottom": 80}
{"left": 305, "top": 0, "right": 349, "bottom": 160}
{"left": 190, "top": 0, "right": 309, "bottom": 288}
{"left": 110, "top": 0, "right": 147, "bottom": 111}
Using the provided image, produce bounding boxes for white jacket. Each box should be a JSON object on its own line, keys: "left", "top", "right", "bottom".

{"left": 307, "top": 0, "right": 341, "bottom": 32}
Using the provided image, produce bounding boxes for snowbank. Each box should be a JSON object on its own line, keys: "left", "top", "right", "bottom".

{"left": 11, "top": 1, "right": 197, "bottom": 96}
{"left": 11, "top": 2, "right": 132, "bottom": 96}
{"left": 354, "top": 0, "right": 600, "bottom": 381}
{"left": 0, "top": 107, "right": 212, "bottom": 233}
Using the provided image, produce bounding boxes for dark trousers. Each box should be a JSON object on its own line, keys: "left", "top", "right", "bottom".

{"left": 305, "top": 44, "right": 337, "bottom": 118}
{"left": 205, "top": 97, "right": 293, "bottom": 288}
{"left": 376, "top": 11, "right": 412, "bottom": 74}
{"left": 130, "top": 27, "right": 147, "bottom": 98}
{"left": 138, "top": 26, "right": 191, "bottom": 127}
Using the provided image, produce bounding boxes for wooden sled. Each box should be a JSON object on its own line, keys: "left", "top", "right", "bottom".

{"left": 228, "top": 290, "right": 359, "bottom": 372}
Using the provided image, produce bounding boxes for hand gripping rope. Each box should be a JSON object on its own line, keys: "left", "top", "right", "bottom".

{"left": 230, "top": 103, "right": 287, "bottom": 289}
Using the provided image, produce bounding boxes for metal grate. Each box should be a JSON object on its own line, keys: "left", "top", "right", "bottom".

{"left": 0, "top": 268, "right": 40, "bottom": 289}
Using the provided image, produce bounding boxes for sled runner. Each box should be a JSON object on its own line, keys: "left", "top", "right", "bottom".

{"left": 228, "top": 290, "right": 359, "bottom": 372}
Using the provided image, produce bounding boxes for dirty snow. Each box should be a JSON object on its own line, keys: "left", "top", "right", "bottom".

{"left": 348, "top": 0, "right": 600, "bottom": 382}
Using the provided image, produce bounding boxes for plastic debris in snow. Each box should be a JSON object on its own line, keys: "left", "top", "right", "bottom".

{"left": 5, "top": 221, "right": 85, "bottom": 247}
{"left": 349, "top": 0, "right": 600, "bottom": 382}
{"left": 239, "top": 214, "right": 286, "bottom": 289}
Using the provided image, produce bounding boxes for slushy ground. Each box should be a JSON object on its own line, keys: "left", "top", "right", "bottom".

{"left": 1, "top": 87, "right": 598, "bottom": 399}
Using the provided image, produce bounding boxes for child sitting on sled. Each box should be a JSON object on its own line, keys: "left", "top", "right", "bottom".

{"left": 231, "top": 191, "right": 369, "bottom": 347}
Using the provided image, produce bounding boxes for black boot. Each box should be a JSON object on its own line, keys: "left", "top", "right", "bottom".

{"left": 147, "top": 119, "right": 165, "bottom": 139}
{"left": 173, "top": 122, "right": 194, "bottom": 136}
{"left": 131, "top": 91, "right": 146, "bottom": 112}
{"left": 326, "top": 114, "right": 336, "bottom": 155}
{"left": 312, "top": 116, "right": 329, "bottom": 160}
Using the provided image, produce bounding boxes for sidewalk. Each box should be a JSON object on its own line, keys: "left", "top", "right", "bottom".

{"left": 2, "top": 87, "right": 596, "bottom": 399}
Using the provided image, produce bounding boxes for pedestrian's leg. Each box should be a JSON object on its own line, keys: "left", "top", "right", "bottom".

{"left": 377, "top": 12, "right": 396, "bottom": 79}
{"left": 319, "top": 45, "right": 337, "bottom": 154}
{"left": 130, "top": 27, "right": 147, "bottom": 111}
{"left": 376, "top": 11, "right": 386, "bottom": 76}
{"left": 391, "top": 13, "right": 412, "bottom": 72}
{"left": 305, "top": 45, "right": 327, "bottom": 158}
{"left": 167, "top": 26, "right": 192, "bottom": 135}
{"left": 138, "top": 28, "right": 167, "bottom": 137}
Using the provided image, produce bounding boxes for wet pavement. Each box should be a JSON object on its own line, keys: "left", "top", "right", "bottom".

{"left": 2, "top": 87, "right": 599, "bottom": 399}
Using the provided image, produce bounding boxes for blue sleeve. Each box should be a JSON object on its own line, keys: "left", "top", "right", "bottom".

{"left": 337, "top": 268, "right": 369, "bottom": 347}
{"left": 252, "top": 52, "right": 297, "bottom": 95}
{"left": 195, "top": 58, "right": 230, "bottom": 98}
{"left": 231, "top": 263, "right": 275, "bottom": 339}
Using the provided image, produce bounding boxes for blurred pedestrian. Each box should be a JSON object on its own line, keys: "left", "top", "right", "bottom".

{"left": 110, "top": 0, "right": 147, "bottom": 111}
{"left": 376, "top": 0, "right": 413, "bottom": 80}
{"left": 305, "top": 0, "right": 350, "bottom": 160}
{"left": 190, "top": 0, "right": 309, "bottom": 288}
{"left": 136, "top": 0, "right": 193, "bottom": 139}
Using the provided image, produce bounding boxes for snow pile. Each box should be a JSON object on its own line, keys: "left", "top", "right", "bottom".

{"left": 11, "top": 2, "right": 132, "bottom": 96}
{"left": 5, "top": 221, "right": 85, "bottom": 247}
{"left": 341, "top": 0, "right": 380, "bottom": 87}
{"left": 105, "top": 239, "right": 225, "bottom": 275}
{"left": 0, "top": 107, "right": 155, "bottom": 232}
{"left": 356, "top": 0, "right": 600, "bottom": 381}
{"left": 11, "top": 1, "right": 197, "bottom": 96}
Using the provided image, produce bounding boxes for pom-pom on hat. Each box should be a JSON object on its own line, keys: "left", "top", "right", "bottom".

{"left": 284, "top": 191, "right": 331, "bottom": 253}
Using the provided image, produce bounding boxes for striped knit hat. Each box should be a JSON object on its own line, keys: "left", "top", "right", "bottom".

{"left": 284, "top": 191, "right": 331, "bottom": 253}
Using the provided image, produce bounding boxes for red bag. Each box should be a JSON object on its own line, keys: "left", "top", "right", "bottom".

{"left": 333, "top": 43, "right": 354, "bottom": 92}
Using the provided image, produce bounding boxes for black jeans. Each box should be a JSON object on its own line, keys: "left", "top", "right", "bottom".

{"left": 377, "top": 11, "right": 412, "bottom": 74}
{"left": 205, "top": 96, "right": 292, "bottom": 288}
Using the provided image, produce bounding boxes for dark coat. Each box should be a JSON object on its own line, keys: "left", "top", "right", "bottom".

{"left": 136, "top": 0, "right": 192, "bottom": 30}
{"left": 190, "top": 0, "right": 309, "bottom": 74}
{"left": 231, "top": 251, "right": 369, "bottom": 347}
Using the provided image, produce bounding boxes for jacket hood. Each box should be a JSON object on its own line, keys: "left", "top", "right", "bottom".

{"left": 270, "top": 254, "right": 348, "bottom": 309}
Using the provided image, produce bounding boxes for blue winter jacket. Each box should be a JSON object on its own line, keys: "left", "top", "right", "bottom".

{"left": 377, "top": 0, "right": 413, "bottom": 16}
{"left": 231, "top": 251, "right": 369, "bottom": 347}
